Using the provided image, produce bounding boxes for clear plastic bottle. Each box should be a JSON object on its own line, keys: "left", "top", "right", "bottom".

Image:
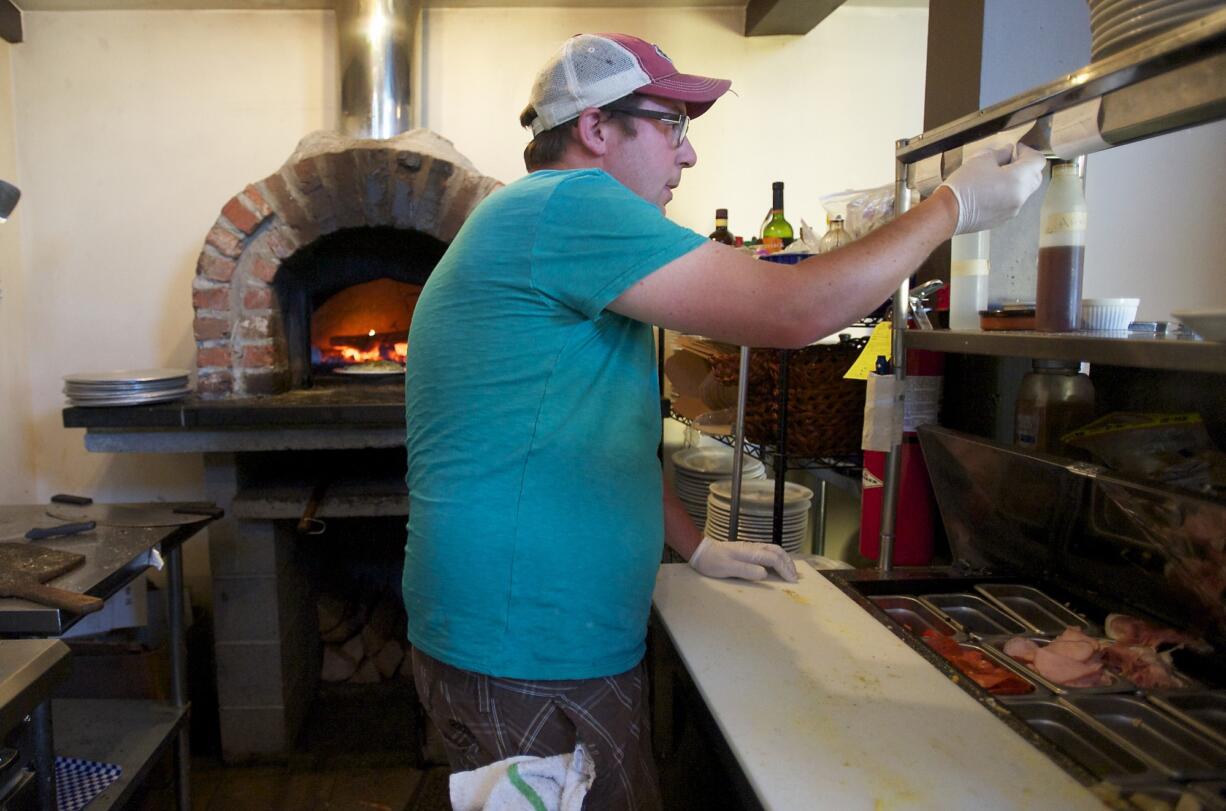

{"left": 1013, "top": 359, "right": 1095, "bottom": 456}
{"left": 949, "top": 230, "right": 990, "bottom": 331}
{"left": 1036, "top": 160, "right": 1088, "bottom": 332}
{"left": 817, "top": 215, "right": 852, "bottom": 253}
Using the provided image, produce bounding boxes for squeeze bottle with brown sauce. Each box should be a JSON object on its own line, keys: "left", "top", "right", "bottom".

{"left": 1036, "top": 160, "right": 1087, "bottom": 332}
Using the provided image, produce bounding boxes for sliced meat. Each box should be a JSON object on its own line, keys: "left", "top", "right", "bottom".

{"left": 1003, "top": 636, "right": 1039, "bottom": 663}
{"left": 1102, "top": 643, "right": 1186, "bottom": 689}
{"left": 1044, "top": 637, "right": 1100, "bottom": 663}
{"left": 1032, "top": 645, "right": 1107, "bottom": 686}
{"left": 1105, "top": 612, "right": 1211, "bottom": 652}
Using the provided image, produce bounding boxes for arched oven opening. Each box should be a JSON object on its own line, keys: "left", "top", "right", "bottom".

{"left": 273, "top": 226, "right": 446, "bottom": 388}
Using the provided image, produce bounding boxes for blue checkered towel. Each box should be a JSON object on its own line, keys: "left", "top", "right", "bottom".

{"left": 55, "top": 757, "right": 121, "bottom": 811}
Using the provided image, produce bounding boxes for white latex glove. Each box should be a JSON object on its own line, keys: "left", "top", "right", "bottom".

{"left": 938, "top": 144, "right": 1047, "bottom": 235}
{"left": 687, "top": 536, "right": 798, "bottom": 583}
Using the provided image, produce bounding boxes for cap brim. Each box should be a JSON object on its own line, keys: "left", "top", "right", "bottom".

{"left": 638, "top": 73, "right": 731, "bottom": 119}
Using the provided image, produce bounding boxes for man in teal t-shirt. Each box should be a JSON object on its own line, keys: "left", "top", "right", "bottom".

{"left": 405, "top": 32, "right": 1046, "bottom": 810}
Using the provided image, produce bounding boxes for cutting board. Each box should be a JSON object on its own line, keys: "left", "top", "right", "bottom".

{"left": 0, "top": 542, "right": 104, "bottom": 614}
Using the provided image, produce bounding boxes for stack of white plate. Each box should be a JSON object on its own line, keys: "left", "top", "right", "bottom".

{"left": 1089, "top": 0, "right": 1223, "bottom": 61}
{"left": 64, "top": 369, "right": 192, "bottom": 407}
{"left": 705, "top": 479, "right": 813, "bottom": 554}
{"left": 672, "top": 447, "right": 765, "bottom": 529}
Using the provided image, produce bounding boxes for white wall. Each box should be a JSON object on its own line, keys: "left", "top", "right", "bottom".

{"left": 421, "top": 5, "right": 929, "bottom": 239}
{"left": 1083, "top": 119, "right": 1226, "bottom": 320}
{"left": 0, "top": 38, "right": 35, "bottom": 504}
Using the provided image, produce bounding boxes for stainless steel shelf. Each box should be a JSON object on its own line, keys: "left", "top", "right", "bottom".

{"left": 52, "top": 698, "right": 187, "bottom": 811}
{"left": 903, "top": 329, "right": 1226, "bottom": 374}
{"left": 897, "top": 8, "right": 1226, "bottom": 164}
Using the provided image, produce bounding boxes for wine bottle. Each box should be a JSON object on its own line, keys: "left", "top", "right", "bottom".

{"left": 708, "top": 208, "right": 735, "bottom": 245}
{"left": 760, "top": 182, "right": 793, "bottom": 254}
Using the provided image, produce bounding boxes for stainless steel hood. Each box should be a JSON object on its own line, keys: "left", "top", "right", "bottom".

{"left": 336, "top": 0, "right": 415, "bottom": 138}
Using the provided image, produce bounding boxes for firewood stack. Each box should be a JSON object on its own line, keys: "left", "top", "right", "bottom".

{"left": 318, "top": 591, "right": 413, "bottom": 685}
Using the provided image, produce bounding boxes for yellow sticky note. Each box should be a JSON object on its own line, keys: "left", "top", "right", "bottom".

{"left": 844, "top": 321, "right": 893, "bottom": 380}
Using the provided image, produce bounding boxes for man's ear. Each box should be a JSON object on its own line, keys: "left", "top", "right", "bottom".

{"left": 572, "top": 107, "right": 612, "bottom": 157}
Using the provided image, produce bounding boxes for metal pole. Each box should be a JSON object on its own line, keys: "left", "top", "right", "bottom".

{"left": 815, "top": 479, "right": 828, "bottom": 556}
{"left": 771, "top": 350, "right": 790, "bottom": 546}
{"left": 728, "top": 346, "right": 751, "bottom": 542}
{"left": 166, "top": 542, "right": 191, "bottom": 811}
{"left": 879, "top": 141, "right": 914, "bottom": 573}
{"left": 30, "top": 702, "right": 56, "bottom": 811}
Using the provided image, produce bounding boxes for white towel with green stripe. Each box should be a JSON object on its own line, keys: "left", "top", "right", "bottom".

{"left": 449, "top": 744, "right": 594, "bottom": 811}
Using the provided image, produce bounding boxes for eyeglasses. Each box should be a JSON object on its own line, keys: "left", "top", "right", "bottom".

{"left": 604, "top": 104, "right": 690, "bottom": 148}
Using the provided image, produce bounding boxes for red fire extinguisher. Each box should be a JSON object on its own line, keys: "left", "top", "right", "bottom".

{"left": 859, "top": 347, "right": 943, "bottom": 566}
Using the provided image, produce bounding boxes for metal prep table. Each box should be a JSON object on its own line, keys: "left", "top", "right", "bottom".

{"left": 0, "top": 503, "right": 218, "bottom": 811}
{"left": 0, "top": 639, "right": 72, "bottom": 809}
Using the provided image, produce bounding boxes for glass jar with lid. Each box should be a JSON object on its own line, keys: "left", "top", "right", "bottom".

{"left": 1013, "top": 359, "right": 1095, "bottom": 456}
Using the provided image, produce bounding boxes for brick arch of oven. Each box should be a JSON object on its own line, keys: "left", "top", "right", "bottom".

{"left": 191, "top": 140, "right": 502, "bottom": 397}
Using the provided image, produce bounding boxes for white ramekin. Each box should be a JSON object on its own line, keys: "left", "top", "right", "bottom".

{"left": 1080, "top": 297, "right": 1140, "bottom": 331}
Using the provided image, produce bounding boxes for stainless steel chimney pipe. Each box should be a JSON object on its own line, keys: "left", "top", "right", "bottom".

{"left": 336, "top": 0, "right": 416, "bottom": 138}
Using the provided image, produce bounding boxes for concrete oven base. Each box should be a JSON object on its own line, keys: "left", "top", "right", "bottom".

{"left": 67, "top": 405, "right": 409, "bottom": 763}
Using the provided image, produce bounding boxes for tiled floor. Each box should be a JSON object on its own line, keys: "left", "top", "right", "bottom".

{"left": 167, "top": 682, "right": 451, "bottom": 811}
{"left": 190, "top": 757, "right": 450, "bottom": 811}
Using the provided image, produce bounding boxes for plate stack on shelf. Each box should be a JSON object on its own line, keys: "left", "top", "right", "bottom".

{"left": 705, "top": 479, "right": 813, "bottom": 554}
{"left": 1088, "top": 0, "right": 1223, "bottom": 61}
{"left": 63, "top": 369, "right": 192, "bottom": 407}
{"left": 672, "top": 447, "right": 765, "bottom": 529}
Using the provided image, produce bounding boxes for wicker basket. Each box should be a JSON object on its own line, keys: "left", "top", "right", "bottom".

{"left": 711, "top": 341, "right": 867, "bottom": 459}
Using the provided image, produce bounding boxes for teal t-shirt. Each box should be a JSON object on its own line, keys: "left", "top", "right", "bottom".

{"left": 403, "top": 169, "right": 707, "bottom": 679}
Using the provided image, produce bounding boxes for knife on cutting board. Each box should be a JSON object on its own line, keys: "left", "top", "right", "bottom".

{"left": 0, "top": 542, "right": 105, "bottom": 614}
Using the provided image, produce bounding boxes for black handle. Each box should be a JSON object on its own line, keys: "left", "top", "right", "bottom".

{"left": 173, "top": 503, "right": 225, "bottom": 519}
{"left": 25, "top": 521, "right": 96, "bottom": 540}
{"left": 50, "top": 493, "right": 93, "bottom": 505}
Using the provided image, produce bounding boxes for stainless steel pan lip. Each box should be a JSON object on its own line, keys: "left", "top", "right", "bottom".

{"left": 1001, "top": 697, "right": 1157, "bottom": 781}
{"left": 1065, "top": 693, "right": 1226, "bottom": 781}
{"left": 868, "top": 595, "right": 966, "bottom": 640}
{"left": 981, "top": 635, "right": 1138, "bottom": 696}
{"left": 1146, "top": 691, "right": 1226, "bottom": 751}
{"left": 1116, "top": 781, "right": 1226, "bottom": 810}
{"left": 919, "top": 593, "right": 1037, "bottom": 637}
{"left": 974, "top": 583, "right": 1101, "bottom": 636}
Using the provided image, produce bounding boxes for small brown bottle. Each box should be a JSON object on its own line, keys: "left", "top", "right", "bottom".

{"left": 709, "top": 208, "right": 735, "bottom": 245}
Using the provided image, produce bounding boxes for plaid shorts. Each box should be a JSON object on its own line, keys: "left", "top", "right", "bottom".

{"left": 411, "top": 647, "right": 662, "bottom": 811}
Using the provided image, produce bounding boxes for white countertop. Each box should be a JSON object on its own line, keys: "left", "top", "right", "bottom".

{"left": 652, "top": 561, "right": 1106, "bottom": 810}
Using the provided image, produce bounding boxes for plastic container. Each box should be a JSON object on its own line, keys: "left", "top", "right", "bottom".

{"left": 1013, "top": 359, "right": 1095, "bottom": 456}
{"left": 1080, "top": 297, "right": 1140, "bottom": 331}
{"left": 1036, "top": 160, "right": 1087, "bottom": 332}
{"left": 949, "top": 231, "right": 990, "bottom": 330}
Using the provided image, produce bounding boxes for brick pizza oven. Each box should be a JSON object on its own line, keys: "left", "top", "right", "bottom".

{"left": 190, "top": 129, "right": 500, "bottom": 397}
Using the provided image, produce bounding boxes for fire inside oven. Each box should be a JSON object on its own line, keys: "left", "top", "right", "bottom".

{"left": 273, "top": 226, "right": 447, "bottom": 386}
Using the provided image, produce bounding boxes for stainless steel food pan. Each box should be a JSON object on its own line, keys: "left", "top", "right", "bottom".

{"left": 919, "top": 593, "right": 1034, "bottom": 636}
{"left": 939, "top": 640, "right": 1047, "bottom": 697}
{"left": 1067, "top": 694, "right": 1226, "bottom": 780}
{"left": 868, "top": 595, "right": 963, "bottom": 639}
{"left": 974, "top": 584, "right": 1099, "bottom": 635}
{"left": 983, "top": 636, "right": 1135, "bottom": 696}
{"left": 1189, "top": 782, "right": 1226, "bottom": 810}
{"left": 1006, "top": 699, "right": 1153, "bottom": 780}
{"left": 1147, "top": 692, "right": 1226, "bottom": 750}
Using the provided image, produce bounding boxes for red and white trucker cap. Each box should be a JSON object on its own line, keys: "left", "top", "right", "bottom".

{"left": 526, "top": 33, "right": 732, "bottom": 136}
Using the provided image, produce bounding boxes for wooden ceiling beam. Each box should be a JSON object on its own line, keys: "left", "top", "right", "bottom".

{"left": 0, "top": 1, "right": 21, "bottom": 44}
{"left": 744, "top": 0, "right": 844, "bottom": 37}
